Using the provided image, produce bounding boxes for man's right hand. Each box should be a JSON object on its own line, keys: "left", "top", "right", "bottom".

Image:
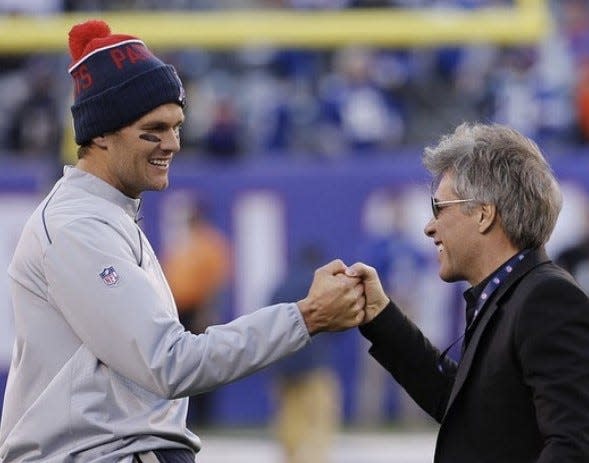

{"left": 345, "top": 262, "right": 389, "bottom": 324}
{"left": 297, "top": 259, "right": 366, "bottom": 335}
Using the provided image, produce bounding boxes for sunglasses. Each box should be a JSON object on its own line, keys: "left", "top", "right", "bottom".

{"left": 431, "top": 197, "right": 475, "bottom": 219}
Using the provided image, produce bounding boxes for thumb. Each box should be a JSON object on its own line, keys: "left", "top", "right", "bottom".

{"left": 321, "top": 259, "right": 347, "bottom": 275}
{"left": 345, "top": 262, "right": 375, "bottom": 279}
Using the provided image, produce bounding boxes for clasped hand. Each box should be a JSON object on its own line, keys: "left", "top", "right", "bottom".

{"left": 297, "top": 259, "right": 389, "bottom": 335}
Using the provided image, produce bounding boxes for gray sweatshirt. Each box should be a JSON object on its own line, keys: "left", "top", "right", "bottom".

{"left": 0, "top": 166, "right": 309, "bottom": 462}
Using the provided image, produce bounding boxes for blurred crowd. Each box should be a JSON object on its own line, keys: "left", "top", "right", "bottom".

{"left": 1, "top": 0, "right": 589, "bottom": 163}
{"left": 2, "top": 0, "right": 515, "bottom": 12}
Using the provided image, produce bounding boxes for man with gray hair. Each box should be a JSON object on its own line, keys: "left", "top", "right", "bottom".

{"left": 348, "top": 122, "right": 589, "bottom": 462}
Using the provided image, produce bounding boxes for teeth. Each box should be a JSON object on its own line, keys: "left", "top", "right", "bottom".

{"left": 437, "top": 244, "right": 444, "bottom": 253}
{"left": 149, "top": 159, "right": 169, "bottom": 167}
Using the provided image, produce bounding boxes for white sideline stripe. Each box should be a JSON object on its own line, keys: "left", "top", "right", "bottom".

{"left": 197, "top": 431, "right": 437, "bottom": 463}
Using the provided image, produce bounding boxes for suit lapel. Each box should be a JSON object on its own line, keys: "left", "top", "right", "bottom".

{"left": 442, "top": 248, "right": 550, "bottom": 418}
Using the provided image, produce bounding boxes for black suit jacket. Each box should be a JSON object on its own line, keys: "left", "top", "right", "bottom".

{"left": 360, "top": 248, "right": 589, "bottom": 462}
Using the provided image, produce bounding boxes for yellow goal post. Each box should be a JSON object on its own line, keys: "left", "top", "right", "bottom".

{"left": 0, "top": 0, "right": 550, "bottom": 54}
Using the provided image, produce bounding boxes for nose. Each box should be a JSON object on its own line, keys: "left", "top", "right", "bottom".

{"left": 160, "top": 127, "right": 181, "bottom": 152}
{"left": 424, "top": 217, "right": 435, "bottom": 238}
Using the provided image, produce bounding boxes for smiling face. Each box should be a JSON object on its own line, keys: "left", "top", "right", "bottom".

{"left": 91, "top": 103, "right": 184, "bottom": 198}
{"left": 424, "top": 172, "right": 484, "bottom": 286}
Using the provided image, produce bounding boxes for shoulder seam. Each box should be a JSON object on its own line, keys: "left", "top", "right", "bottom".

{"left": 41, "top": 184, "right": 63, "bottom": 245}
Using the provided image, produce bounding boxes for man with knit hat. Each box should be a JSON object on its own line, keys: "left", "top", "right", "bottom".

{"left": 0, "top": 20, "right": 366, "bottom": 463}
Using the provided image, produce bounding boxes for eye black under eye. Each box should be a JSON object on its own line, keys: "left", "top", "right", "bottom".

{"left": 139, "top": 133, "right": 161, "bottom": 143}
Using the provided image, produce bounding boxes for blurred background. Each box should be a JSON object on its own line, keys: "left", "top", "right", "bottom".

{"left": 2, "top": 1, "right": 589, "bottom": 461}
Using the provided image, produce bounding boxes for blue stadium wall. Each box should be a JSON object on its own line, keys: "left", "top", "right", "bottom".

{"left": 2, "top": 148, "right": 589, "bottom": 426}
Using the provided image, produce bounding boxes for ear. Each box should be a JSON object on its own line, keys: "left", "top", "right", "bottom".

{"left": 91, "top": 135, "right": 109, "bottom": 150}
{"left": 478, "top": 203, "right": 496, "bottom": 234}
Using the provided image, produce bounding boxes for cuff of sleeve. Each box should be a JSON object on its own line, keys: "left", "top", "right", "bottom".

{"left": 291, "top": 302, "right": 312, "bottom": 345}
{"left": 359, "top": 300, "right": 405, "bottom": 342}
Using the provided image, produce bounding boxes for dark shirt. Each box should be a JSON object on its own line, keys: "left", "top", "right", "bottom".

{"left": 461, "top": 252, "right": 526, "bottom": 350}
{"left": 463, "top": 272, "right": 494, "bottom": 328}
{"left": 462, "top": 275, "right": 492, "bottom": 353}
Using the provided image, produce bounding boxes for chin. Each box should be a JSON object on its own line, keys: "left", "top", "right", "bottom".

{"left": 439, "top": 269, "right": 461, "bottom": 283}
{"left": 441, "top": 272, "right": 468, "bottom": 284}
{"left": 149, "top": 180, "right": 169, "bottom": 192}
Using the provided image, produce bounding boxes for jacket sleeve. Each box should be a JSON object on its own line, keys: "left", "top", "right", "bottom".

{"left": 515, "top": 275, "right": 589, "bottom": 462}
{"left": 43, "top": 217, "right": 310, "bottom": 399}
{"left": 359, "top": 301, "right": 455, "bottom": 422}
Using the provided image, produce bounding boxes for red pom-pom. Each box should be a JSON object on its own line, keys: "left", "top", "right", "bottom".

{"left": 68, "top": 20, "right": 111, "bottom": 61}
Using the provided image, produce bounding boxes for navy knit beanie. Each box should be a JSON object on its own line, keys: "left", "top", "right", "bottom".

{"left": 68, "top": 20, "right": 186, "bottom": 145}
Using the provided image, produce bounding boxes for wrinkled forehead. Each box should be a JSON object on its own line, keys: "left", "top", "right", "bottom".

{"left": 132, "top": 102, "right": 185, "bottom": 126}
{"left": 430, "top": 169, "right": 455, "bottom": 195}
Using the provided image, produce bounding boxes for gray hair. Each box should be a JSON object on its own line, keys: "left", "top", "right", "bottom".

{"left": 423, "top": 122, "right": 562, "bottom": 249}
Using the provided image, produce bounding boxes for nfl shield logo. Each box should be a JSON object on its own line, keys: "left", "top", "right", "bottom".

{"left": 99, "top": 266, "right": 119, "bottom": 286}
